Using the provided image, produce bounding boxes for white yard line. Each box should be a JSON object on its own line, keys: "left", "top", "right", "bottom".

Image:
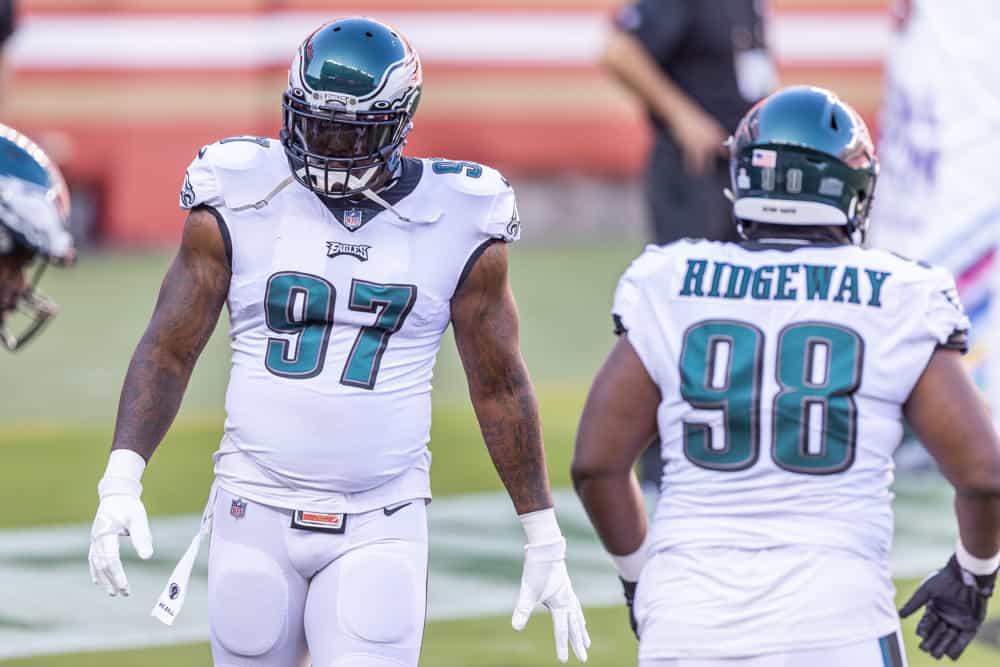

{"left": 0, "top": 481, "right": 955, "bottom": 659}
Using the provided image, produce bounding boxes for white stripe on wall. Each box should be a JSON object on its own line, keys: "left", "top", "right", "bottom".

{"left": 7, "top": 12, "right": 891, "bottom": 69}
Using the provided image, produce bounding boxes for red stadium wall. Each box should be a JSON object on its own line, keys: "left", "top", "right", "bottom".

{"left": 4, "top": 0, "right": 891, "bottom": 245}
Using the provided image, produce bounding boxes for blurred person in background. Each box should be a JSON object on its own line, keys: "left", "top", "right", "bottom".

{"left": 0, "top": 122, "right": 74, "bottom": 351}
{"left": 0, "top": 0, "right": 14, "bottom": 108}
{"left": 602, "top": 0, "right": 776, "bottom": 490}
{"left": 87, "top": 16, "right": 589, "bottom": 667}
{"left": 573, "top": 86, "right": 1000, "bottom": 666}
{"left": 871, "top": 0, "right": 1000, "bottom": 412}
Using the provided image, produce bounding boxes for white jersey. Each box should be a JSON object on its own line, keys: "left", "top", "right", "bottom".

{"left": 180, "top": 137, "right": 519, "bottom": 513}
{"left": 613, "top": 238, "right": 969, "bottom": 657}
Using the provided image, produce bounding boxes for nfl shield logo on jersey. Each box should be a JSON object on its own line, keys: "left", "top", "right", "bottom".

{"left": 230, "top": 498, "right": 247, "bottom": 519}
{"left": 343, "top": 208, "right": 364, "bottom": 230}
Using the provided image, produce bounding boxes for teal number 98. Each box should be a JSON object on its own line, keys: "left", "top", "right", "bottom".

{"left": 680, "top": 320, "right": 863, "bottom": 475}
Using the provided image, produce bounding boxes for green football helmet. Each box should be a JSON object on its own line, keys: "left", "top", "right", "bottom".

{"left": 728, "top": 86, "right": 879, "bottom": 243}
{"left": 281, "top": 17, "right": 422, "bottom": 199}
{"left": 0, "top": 123, "right": 74, "bottom": 351}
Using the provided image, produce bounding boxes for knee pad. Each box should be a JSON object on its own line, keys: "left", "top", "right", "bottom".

{"left": 209, "top": 536, "right": 289, "bottom": 657}
{"left": 337, "top": 552, "right": 422, "bottom": 645}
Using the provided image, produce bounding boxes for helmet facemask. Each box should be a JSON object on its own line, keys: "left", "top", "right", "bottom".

{"left": 281, "top": 93, "right": 414, "bottom": 199}
{"left": 0, "top": 242, "right": 57, "bottom": 351}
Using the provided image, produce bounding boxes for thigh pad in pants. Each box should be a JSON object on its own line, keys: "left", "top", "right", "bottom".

{"left": 209, "top": 535, "right": 289, "bottom": 657}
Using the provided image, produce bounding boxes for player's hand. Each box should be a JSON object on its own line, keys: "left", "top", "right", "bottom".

{"left": 512, "top": 538, "right": 591, "bottom": 663}
{"left": 665, "top": 103, "right": 729, "bottom": 176}
{"left": 899, "top": 555, "right": 997, "bottom": 660}
{"left": 89, "top": 479, "right": 154, "bottom": 597}
{"left": 620, "top": 577, "right": 639, "bottom": 638}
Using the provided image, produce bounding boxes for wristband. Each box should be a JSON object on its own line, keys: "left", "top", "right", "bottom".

{"left": 611, "top": 532, "right": 650, "bottom": 583}
{"left": 518, "top": 508, "right": 563, "bottom": 546}
{"left": 956, "top": 538, "right": 1000, "bottom": 576}
{"left": 97, "top": 449, "right": 146, "bottom": 498}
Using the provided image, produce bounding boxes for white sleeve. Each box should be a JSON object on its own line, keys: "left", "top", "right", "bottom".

{"left": 611, "top": 247, "right": 667, "bottom": 385}
{"left": 483, "top": 174, "right": 520, "bottom": 243}
{"left": 922, "top": 268, "right": 970, "bottom": 353}
{"left": 179, "top": 147, "right": 223, "bottom": 209}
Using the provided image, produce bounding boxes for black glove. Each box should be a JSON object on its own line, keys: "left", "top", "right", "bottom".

{"left": 620, "top": 577, "right": 639, "bottom": 638}
{"left": 899, "top": 555, "right": 998, "bottom": 660}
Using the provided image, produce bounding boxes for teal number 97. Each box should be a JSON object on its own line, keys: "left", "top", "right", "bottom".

{"left": 680, "top": 320, "right": 863, "bottom": 475}
{"left": 431, "top": 160, "right": 483, "bottom": 178}
{"left": 264, "top": 272, "right": 335, "bottom": 379}
{"left": 264, "top": 272, "right": 416, "bottom": 389}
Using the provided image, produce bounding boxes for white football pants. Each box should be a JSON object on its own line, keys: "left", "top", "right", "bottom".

{"left": 208, "top": 488, "right": 428, "bottom": 667}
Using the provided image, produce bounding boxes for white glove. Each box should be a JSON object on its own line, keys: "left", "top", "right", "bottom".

{"left": 512, "top": 511, "right": 590, "bottom": 663}
{"left": 89, "top": 450, "right": 154, "bottom": 597}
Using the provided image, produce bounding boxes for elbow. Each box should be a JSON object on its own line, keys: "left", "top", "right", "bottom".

{"left": 599, "top": 31, "right": 629, "bottom": 76}
{"left": 954, "top": 461, "right": 1000, "bottom": 498}
{"left": 570, "top": 451, "right": 616, "bottom": 491}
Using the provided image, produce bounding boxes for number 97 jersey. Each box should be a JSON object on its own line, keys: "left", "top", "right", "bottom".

{"left": 180, "top": 138, "right": 519, "bottom": 513}
{"left": 612, "top": 238, "right": 969, "bottom": 655}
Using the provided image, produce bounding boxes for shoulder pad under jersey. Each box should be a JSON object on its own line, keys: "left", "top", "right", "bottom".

{"left": 179, "top": 136, "right": 289, "bottom": 211}
{"left": 612, "top": 244, "right": 675, "bottom": 334}
{"left": 425, "top": 158, "right": 520, "bottom": 243}
{"left": 865, "top": 248, "right": 971, "bottom": 353}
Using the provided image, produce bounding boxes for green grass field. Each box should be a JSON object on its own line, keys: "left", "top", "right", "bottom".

{"left": 2, "top": 243, "right": 998, "bottom": 665}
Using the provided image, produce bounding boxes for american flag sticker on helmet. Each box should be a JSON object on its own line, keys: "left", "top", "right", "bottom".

{"left": 752, "top": 149, "right": 777, "bottom": 168}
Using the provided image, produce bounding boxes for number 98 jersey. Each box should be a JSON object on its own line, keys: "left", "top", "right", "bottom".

{"left": 180, "top": 137, "right": 519, "bottom": 514}
{"left": 613, "top": 238, "right": 969, "bottom": 656}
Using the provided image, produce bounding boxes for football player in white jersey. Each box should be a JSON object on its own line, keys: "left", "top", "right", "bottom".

{"left": 87, "top": 17, "right": 589, "bottom": 666}
{"left": 0, "top": 124, "right": 74, "bottom": 351}
{"left": 572, "top": 86, "right": 1000, "bottom": 666}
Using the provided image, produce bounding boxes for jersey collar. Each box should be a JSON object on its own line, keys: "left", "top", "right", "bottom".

{"left": 318, "top": 158, "right": 424, "bottom": 232}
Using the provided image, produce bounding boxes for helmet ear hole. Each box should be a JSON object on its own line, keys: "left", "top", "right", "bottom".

{"left": 829, "top": 113, "right": 839, "bottom": 131}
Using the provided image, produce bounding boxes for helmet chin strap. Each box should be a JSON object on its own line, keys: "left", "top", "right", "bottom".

{"left": 359, "top": 187, "right": 441, "bottom": 225}
{"left": 344, "top": 165, "right": 442, "bottom": 225}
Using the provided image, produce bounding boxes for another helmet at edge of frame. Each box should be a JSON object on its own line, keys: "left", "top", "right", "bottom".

{"left": 281, "top": 16, "right": 422, "bottom": 199}
{"left": 727, "top": 86, "right": 879, "bottom": 243}
{"left": 0, "top": 123, "right": 74, "bottom": 351}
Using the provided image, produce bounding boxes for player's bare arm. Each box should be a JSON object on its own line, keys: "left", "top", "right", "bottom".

{"left": 900, "top": 348, "right": 1000, "bottom": 659}
{"left": 112, "top": 205, "right": 230, "bottom": 460}
{"left": 571, "top": 334, "right": 658, "bottom": 636}
{"left": 906, "top": 349, "right": 1000, "bottom": 556}
{"left": 452, "top": 240, "right": 551, "bottom": 514}
{"left": 451, "top": 240, "right": 590, "bottom": 663}
{"left": 572, "top": 334, "right": 658, "bottom": 556}
{"left": 89, "top": 205, "right": 229, "bottom": 598}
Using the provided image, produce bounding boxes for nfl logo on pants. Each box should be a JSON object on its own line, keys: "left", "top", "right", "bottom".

{"left": 230, "top": 498, "right": 247, "bottom": 519}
